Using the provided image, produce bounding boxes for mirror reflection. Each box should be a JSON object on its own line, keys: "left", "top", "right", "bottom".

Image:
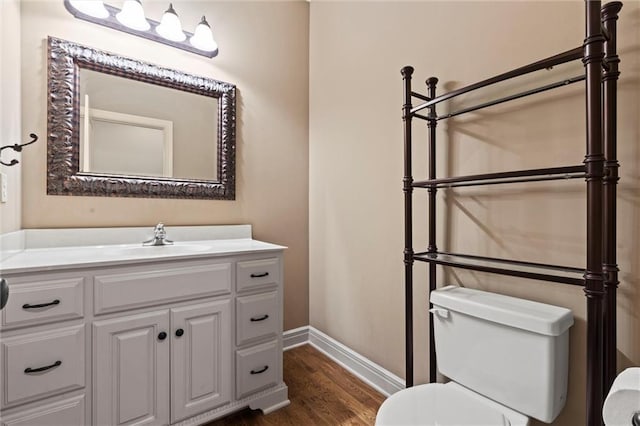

{"left": 78, "top": 69, "right": 219, "bottom": 181}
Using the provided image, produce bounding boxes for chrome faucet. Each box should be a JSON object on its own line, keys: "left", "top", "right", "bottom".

{"left": 143, "top": 223, "right": 174, "bottom": 246}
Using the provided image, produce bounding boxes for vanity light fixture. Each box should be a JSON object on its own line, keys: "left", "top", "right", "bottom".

{"left": 116, "top": 0, "right": 150, "bottom": 31}
{"left": 190, "top": 16, "right": 217, "bottom": 52}
{"left": 156, "top": 3, "right": 186, "bottom": 42}
{"left": 63, "top": 0, "right": 219, "bottom": 58}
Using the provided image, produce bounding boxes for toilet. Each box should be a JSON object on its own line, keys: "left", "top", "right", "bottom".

{"left": 376, "top": 285, "right": 574, "bottom": 425}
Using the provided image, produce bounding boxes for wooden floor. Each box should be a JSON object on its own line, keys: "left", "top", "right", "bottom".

{"left": 207, "top": 344, "right": 386, "bottom": 425}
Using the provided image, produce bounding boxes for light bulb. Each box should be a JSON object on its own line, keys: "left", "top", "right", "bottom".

{"left": 68, "top": 0, "right": 109, "bottom": 19}
{"left": 116, "top": 0, "right": 150, "bottom": 31}
{"left": 190, "top": 16, "right": 218, "bottom": 52}
{"left": 156, "top": 3, "right": 186, "bottom": 42}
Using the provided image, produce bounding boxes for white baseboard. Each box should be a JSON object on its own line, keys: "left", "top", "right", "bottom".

{"left": 282, "top": 326, "right": 405, "bottom": 397}
{"left": 282, "top": 326, "right": 309, "bottom": 351}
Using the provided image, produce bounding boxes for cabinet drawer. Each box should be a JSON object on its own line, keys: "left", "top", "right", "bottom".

{"left": 0, "top": 394, "right": 85, "bottom": 426}
{"left": 236, "top": 258, "right": 280, "bottom": 292}
{"left": 235, "top": 340, "right": 279, "bottom": 399}
{"left": 94, "top": 262, "right": 231, "bottom": 315}
{"left": 1, "top": 325, "right": 85, "bottom": 408}
{"left": 1, "top": 277, "right": 84, "bottom": 329}
{"left": 236, "top": 291, "right": 278, "bottom": 346}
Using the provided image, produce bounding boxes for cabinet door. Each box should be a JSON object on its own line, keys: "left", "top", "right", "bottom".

{"left": 170, "top": 300, "right": 231, "bottom": 423}
{"left": 93, "top": 310, "right": 170, "bottom": 426}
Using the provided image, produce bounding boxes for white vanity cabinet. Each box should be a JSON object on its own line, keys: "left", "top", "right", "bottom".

{"left": 0, "top": 245, "right": 288, "bottom": 426}
{"left": 93, "top": 300, "right": 231, "bottom": 425}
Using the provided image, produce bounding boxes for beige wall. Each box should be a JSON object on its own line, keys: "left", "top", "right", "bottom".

{"left": 309, "top": 2, "right": 640, "bottom": 425}
{"left": 0, "top": 0, "right": 22, "bottom": 234}
{"left": 20, "top": 0, "right": 309, "bottom": 330}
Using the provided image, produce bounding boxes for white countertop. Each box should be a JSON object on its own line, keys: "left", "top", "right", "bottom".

{"left": 0, "top": 225, "right": 286, "bottom": 275}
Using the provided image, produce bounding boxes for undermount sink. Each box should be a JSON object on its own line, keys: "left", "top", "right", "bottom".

{"left": 112, "top": 243, "right": 211, "bottom": 256}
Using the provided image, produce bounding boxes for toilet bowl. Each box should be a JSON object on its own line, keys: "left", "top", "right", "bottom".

{"left": 375, "top": 286, "right": 574, "bottom": 425}
{"left": 375, "top": 382, "right": 529, "bottom": 426}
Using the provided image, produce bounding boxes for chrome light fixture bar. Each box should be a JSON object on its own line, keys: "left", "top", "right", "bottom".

{"left": 63, "top": 0, "right": 218, "bottom": 58}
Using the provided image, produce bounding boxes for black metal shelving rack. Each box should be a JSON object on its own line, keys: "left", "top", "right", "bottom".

{"left": 401, "top": 2, "right": 622, "bottom": 425}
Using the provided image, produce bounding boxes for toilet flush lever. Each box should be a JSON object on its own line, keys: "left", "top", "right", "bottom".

{"left": 429, "top": 308, "right": 450, "bottom": 318}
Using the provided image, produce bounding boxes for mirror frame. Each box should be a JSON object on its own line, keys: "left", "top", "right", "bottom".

{"left": 47, "top": 36, "right": 236, "bottom": 200}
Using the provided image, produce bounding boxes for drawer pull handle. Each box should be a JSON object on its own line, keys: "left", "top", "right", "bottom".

{"left": 24, "top": 360, "right": 62, "bottom": 374}
{"left": 158, "top": 332, "right": 167, "bottom": 341}
{"left": 250, "top": 365, "right": 269, "bottom": 375}
{"left": 175, "top": 328, "right": 184, "bottom": 337}
{"left": 1, "top": 278, "right": 8, "bottom": 310}
{"left": 22, "top": 299, "right": 60, "bottom": 309}
{"left": 250, "top": 272, "right": 269, "bottom": 278}
{"left": 250, "top": 314, "right": 269, "bottom": 322}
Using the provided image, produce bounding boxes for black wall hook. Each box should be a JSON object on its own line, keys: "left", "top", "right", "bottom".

{"left": 0, "top": 133, "right": 38, "bottom": 166}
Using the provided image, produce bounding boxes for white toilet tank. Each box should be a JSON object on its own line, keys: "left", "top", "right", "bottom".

{"left": 430, "top": 286, "right": 574, "bottom": 423}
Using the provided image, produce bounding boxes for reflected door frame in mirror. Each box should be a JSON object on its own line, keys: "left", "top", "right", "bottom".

{"left": 47, "top": 36, "right": 236, "bottom": 200}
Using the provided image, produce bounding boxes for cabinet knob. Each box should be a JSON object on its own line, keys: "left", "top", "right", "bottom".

{"left": 175, "top": 328, "right": 184, "bottom": 337}
{"left": 158, "top": 331, "right": 167, "bottom": 341}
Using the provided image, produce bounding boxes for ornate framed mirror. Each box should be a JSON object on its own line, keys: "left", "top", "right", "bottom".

{"left": 47, "top": 37, "right": 236, "bottom": 199}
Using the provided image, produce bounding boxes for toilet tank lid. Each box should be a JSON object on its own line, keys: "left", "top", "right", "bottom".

{"left": 431, "top": 286, "right": 574, "bottom": 336}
